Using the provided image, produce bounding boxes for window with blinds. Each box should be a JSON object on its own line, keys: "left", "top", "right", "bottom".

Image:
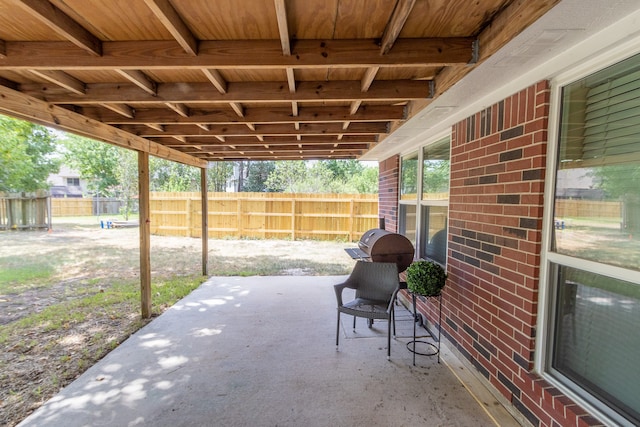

{"left": 548, "top": 52, "right": 640, "bottom": 426}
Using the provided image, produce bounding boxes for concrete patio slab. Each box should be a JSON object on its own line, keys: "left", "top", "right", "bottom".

{"left": 18, "top": 276, "right": 521, "bottom": 427}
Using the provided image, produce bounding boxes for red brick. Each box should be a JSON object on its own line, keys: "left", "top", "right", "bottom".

{"left": 506, "top": 158, "right": 533, "bottom": 172}
{"left": 521, "top": 193, "right": 544, "bottom": 205}
{"left": 499, "top": 171, "right": 522, "bottom": 183}
{"left": 503, "top": 205, "right": 530, "bottom": 217}
{"left": 504, "top": 182, "right": 532, "bottom": 193}
{"left": 524, "top": 142, "right": 547, "bottom": 157}
{"left": 486, "top": 140, "right": 508, "bottom": 155}
{"left": 506, "top": 134, "right": 534, "bottom": 150}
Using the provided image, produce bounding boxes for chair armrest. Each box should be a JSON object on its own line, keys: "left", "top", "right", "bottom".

{"left": 334, "top": 282, "right": 348, "bottom": 306}
{"left": 386, "top": 286, "right": 401, "bottom": 314}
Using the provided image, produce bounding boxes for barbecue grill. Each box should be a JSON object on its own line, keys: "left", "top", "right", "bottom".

{"left": 345, "top": 228, "right": 415, "bottom": 273}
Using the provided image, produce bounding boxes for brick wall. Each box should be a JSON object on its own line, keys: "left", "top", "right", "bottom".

{"left": 378, "top": 155, "right": 399, "bottom": 233}
{"left": 385, "top": 80, "right": 605, "bottom": 426}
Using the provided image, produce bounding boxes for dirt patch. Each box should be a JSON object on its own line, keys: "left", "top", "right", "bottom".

{"left": 0, "top": 217, "right": 355, "bottom": 426}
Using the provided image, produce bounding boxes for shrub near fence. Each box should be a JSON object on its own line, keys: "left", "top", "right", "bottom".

{"left": 150, "top": 192, "right": 379, "bottom": 242}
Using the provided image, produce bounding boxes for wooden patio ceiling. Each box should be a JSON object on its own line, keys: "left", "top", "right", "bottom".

{"left": 0, "top": 0, "right": 559, "bottom": 167}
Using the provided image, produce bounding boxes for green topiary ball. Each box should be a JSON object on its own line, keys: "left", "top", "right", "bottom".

{"left": 406, "top": 260, "right": 447, "bottom": 296}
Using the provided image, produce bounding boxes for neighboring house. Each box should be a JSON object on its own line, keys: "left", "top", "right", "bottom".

{"left": 364, "top": 2, "right": 640, "bottom": 426}
{"left": 47, "top": 165, "right": 88, "bottom": 198}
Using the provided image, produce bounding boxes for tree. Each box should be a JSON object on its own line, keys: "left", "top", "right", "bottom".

{"left": 264, "top": 160, "right": 378, "bottom": 193}
{"left": 265, "top": 161, "right": 308, "bottom": 192}
{"left": 61, "top": 134, "right": 120, "bottom": 196}
{"left": 243, "top": 161, "right": 275, "bottom": 192}
{"left": 61, "top": 135, "right": 140, "bottom": 219}
{"left": 150, "top": 157, "right": 200, "bottom": 192}
{"left": 591, "top": 163, "right": 640, "bottom": 232}
{"left": 0, "top": 115, "right": 60, "bottom": 192}
{"left": 114, "top": 150, "right": 138, "bottom": 219}
{"left": 207, "top": 161, "right": 234, "bottom": 192}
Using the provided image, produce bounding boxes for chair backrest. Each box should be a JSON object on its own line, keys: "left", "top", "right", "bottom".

{"left": 350, "top": 261, "right": 399, "bottom": 301}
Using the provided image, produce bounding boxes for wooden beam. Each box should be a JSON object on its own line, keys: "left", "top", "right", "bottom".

{"left": 196, "top": 123, "right": 210, "bottom": 131}
{"left": 165, "top": 102, "right": 189, "bottom": 117}
{"left": 201, "top": 167, "right": 208, "bottom": 276}
{"left": 25, "top": 80, "right": 432, "bottom": 104}
{"left": 202, "top": 69, "right": 227, "bottom": 93}
{"left": 0, "top": 84, "right": 205, "bottom": 168}
{"left": 191, "top": 143, "right": 369, "bottom": 152}
{"left": 361, "top": 67, "right": 379, "bottom": 92}
{"left": 160, "top": 134, "right": 375, "bottom": 146}
{"left": 16, "top": 0, "right": 102, "bottom": 56}
{"left": 202, "top": 152, "right": 360, "bottom": 160}
{"left": 138, "top": 150, "right": 152, "bottom": 319}
{"left": 29, "top": 70, "right": 85, "bottom": 95}
{"left": 291, "top": 101, "right": 298, "bottom": 116}
{"left": 146, "top": 123, "right": 165, "bottom": 132}
{"left": 350, "top": 101, "right": 362, "bottom": 115}
{"left": 116, "top": 104, "right": 405, "bottom": 126}
{"left": 274, "top": 0, "right": 291, "bottom": 55}
{"left": 116, "top": 69, "right": 157, "bottom": 95}
{"left": 230, "top": 102, "right": 244, "bottom": 117}
{"left": 120, "top": 121, "right": 388, "bottom": 136}
{"left": 380, "top": 0, "right": 417, "bottom": 55}
{"left": 143, "top": 0, "right": 198, "bottom": 56}
{"left": 286, "top": 68, "right": 296, "bottom": 93}
{"left": 0, "top": 39, "right": 6, "bottom": 58}
{"left": 433, "top": 0, "right": 562, "bottom": 99}
{"left": 101, "top": 103, "right": 135, "bottom": 119}
{"left": 0, "top": 38, "right": 474, "bottom": 69}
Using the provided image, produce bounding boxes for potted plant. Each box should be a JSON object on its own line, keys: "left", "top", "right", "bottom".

{"left": 406, "top": 260, "right": 447, "bottom": 296}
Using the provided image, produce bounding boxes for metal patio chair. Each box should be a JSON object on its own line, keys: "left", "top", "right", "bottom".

{"left": 334, "top": 261, "right": 400, "bottom": 360}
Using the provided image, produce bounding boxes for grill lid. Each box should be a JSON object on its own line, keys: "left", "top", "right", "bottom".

{"left": 346, "top": 228, "right": 415, "bottom": 272}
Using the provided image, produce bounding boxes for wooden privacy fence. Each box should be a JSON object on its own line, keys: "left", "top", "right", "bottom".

{"left": 51, "top": 198, "right": 93, "bottom": 216}
{"left": 150, "top": 192, "right": 379, "bottom": 241}
{"left": 51, "top": 197, "right": 123, "bottom": 216}
{"left": 555, "top": 199, "right": 621, "bottom": 220}
{"left": 0, "top": 191, "right": 51, "bottom": 230}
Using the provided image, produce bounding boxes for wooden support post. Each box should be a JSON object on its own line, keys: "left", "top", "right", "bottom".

{"left": 138, "top": 151, "right": 152, "bottom": 319}
{"left": 201, "top": 167, "right": 209, "bottom": 276}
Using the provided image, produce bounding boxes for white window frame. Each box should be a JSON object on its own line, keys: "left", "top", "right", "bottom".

{"left": 536, "top": 38, "right": 640, "bottom": 427}
{"left": 398, "top": 131, "right": 451, "bottom": 260}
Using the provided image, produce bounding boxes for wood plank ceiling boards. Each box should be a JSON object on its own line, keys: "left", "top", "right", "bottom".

{"left": 0, "top": 0, "right": 560, "bottom": 163}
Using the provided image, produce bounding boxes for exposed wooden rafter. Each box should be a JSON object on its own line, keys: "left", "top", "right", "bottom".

{"left": 101, "top": 103, "right": 135, "bottom": 119}
{"left": 16, "top": 0, "right": 102, "bottom": 56}
{"left": 115, "top": 69, "right": 157, "bottom": 96}
{"left": 29, "top": 69, "right": 85, "bottom": 95}
{"left": 143, "top": 0, "right": 198, "bottom": 56}
{"left": 380, "top": 0, "right": 417, "bottom": 55}
{"left": 0, "top": 0, "right": 560, "bottom": 162}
